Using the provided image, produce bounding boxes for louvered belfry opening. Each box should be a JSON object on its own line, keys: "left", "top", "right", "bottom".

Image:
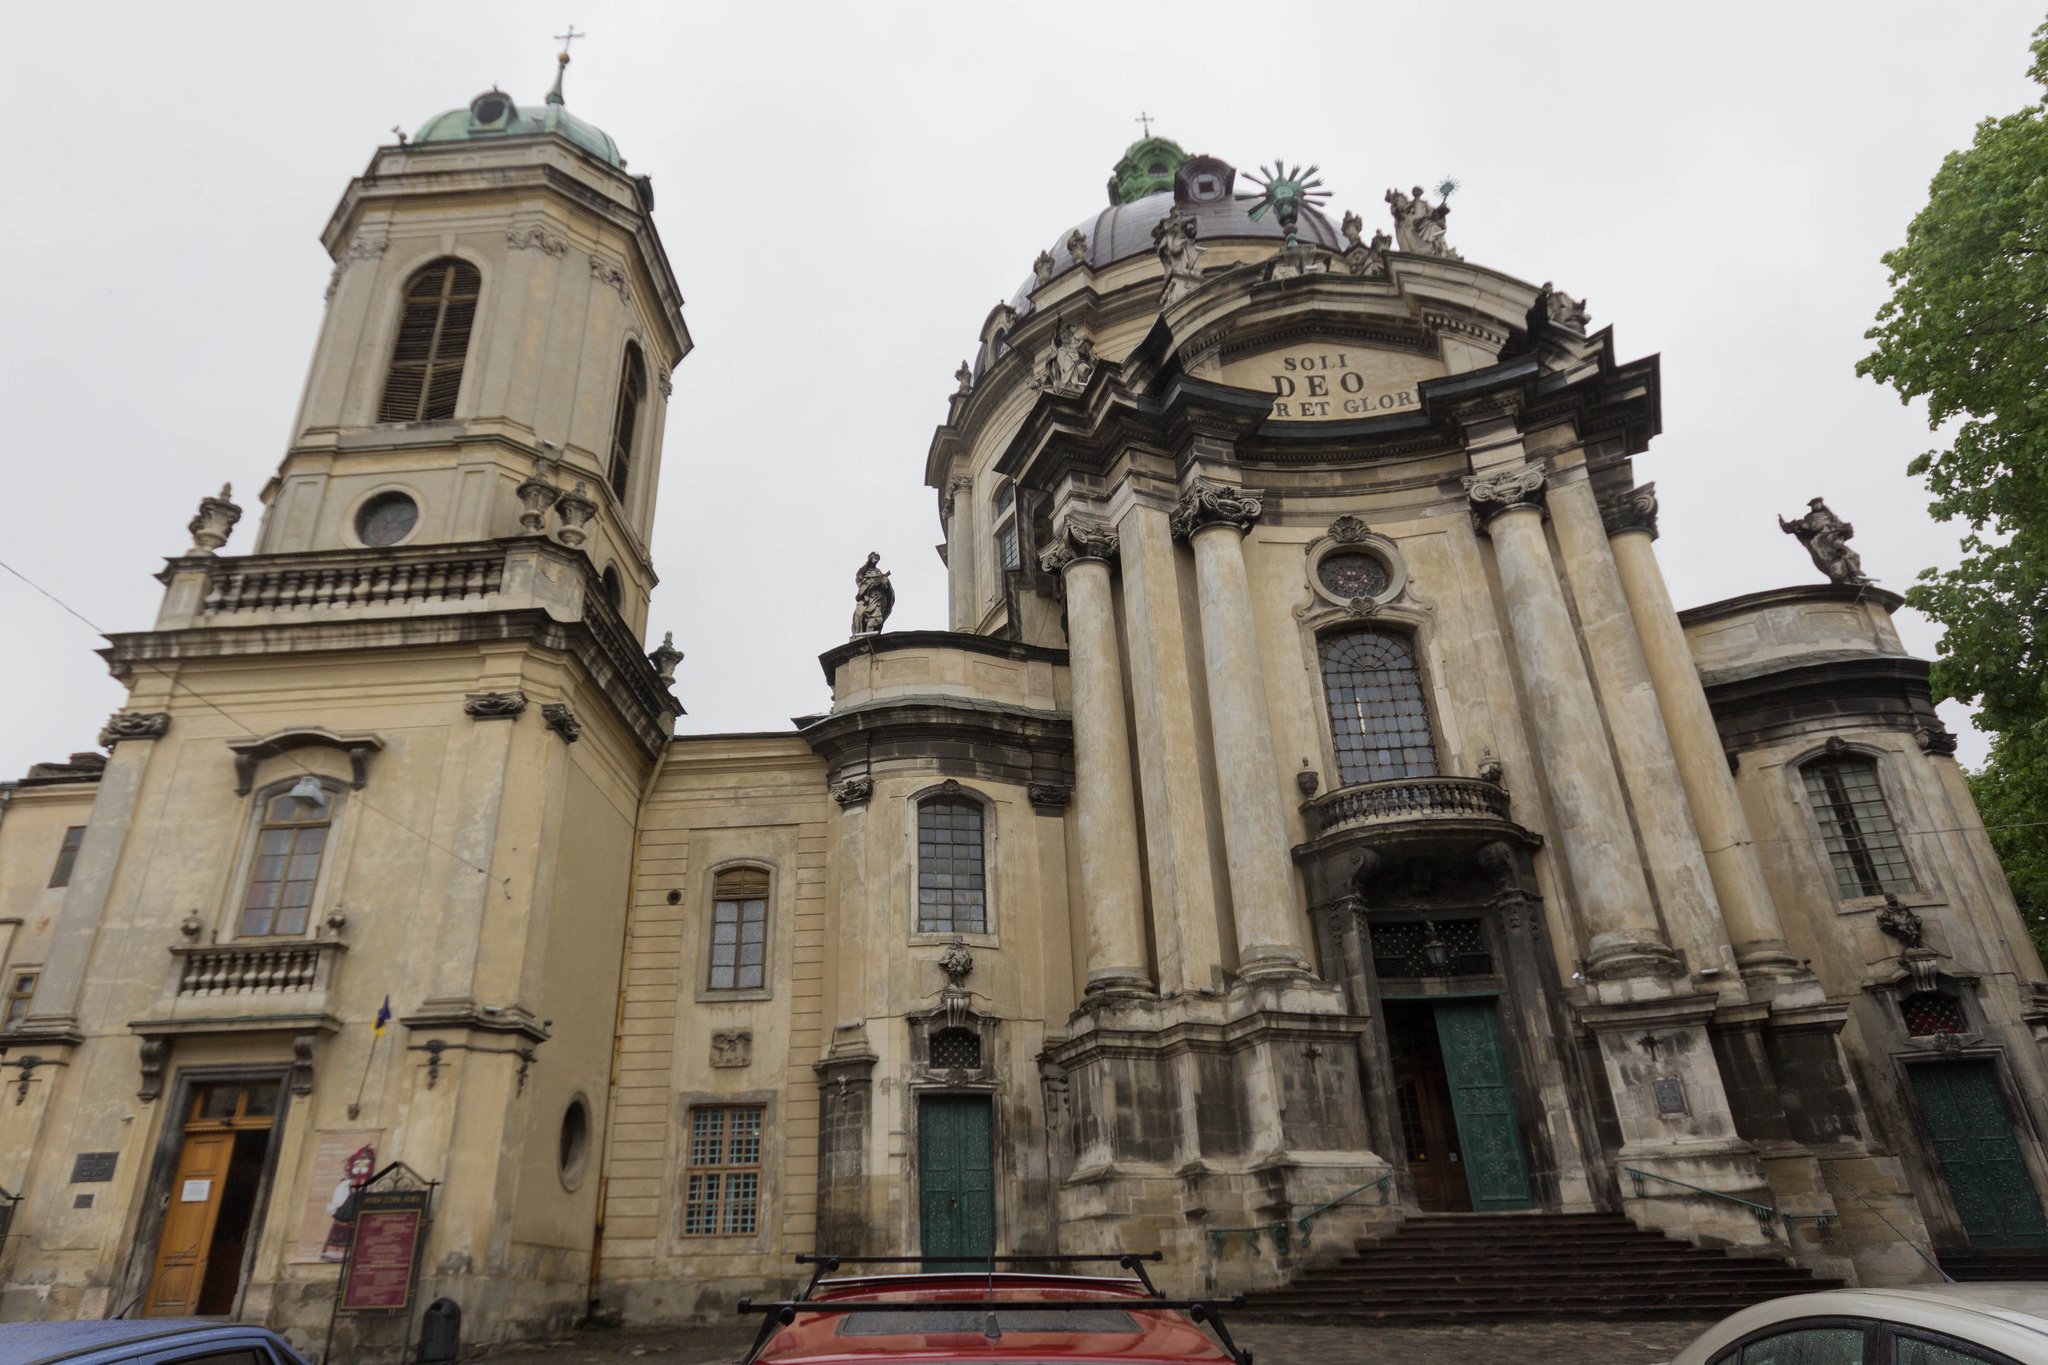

{"left": 379, "top": 259, "right": 482, "bottom": 423}
{"left": 609, "top": 342, "right": 646, "bottom": 502}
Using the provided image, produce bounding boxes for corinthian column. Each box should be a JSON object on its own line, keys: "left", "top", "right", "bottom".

{"left": 1601, "top": 485, "right": 1802, "bottom": 982}
{"left": 1172, "top": 481, "right": 1309, "bottom": 981}
{"left": 1041, "top": 522, "right": 1151, "bottom": 994}
{"left": 1467, "top": 466, "right": 1678, "bottom": 987}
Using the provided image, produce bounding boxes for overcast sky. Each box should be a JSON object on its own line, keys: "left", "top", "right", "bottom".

{"left": 2, "top": 0, "right": 2039, "bottom": 783}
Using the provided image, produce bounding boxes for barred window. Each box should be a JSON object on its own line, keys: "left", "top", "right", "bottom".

{"left": 1319, "top": 629, "right": 1439, "bottom": 786}
{"left": 683, "top": 1105, "right": 763, "bottom": 1236}
{"left": 929, "top": 1027, "right": 983, "bottom": 1070}
{"left": 1801, "top": 755, "right": 1915, "bottom": 899}
{"left": 1901, "top": 992, "right": 1966, "bottom": 1037}
{"left": 707, "top": 867, "right": 769, "bottom": 992}
{"left": 47, "top": 825, "right": 84, "bottom": 888}
{"left": 378, "top": 259, "right": 481, "bottom": 422}
{"left": 239, "top": 790, "right": 331, "bottom": 938}
{"left": 608, "top": 342, "right": 646, "bottom": 504}
{"left": 917, "top": 797, "right": 987, "bottom": 934}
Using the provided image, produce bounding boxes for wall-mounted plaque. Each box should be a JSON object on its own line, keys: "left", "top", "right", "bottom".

{"left": 339, "top": 1189, "right": 429, "bottom": 1314}
{"left": 1652, "top": 1077, "right": 1688, "bottom": 1116}
{"left": 70, "top": 1152, "right": 118, "bottom": 1183}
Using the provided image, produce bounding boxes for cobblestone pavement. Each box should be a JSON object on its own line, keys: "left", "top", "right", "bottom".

{"left": 495, "top": 1314, "right": 1721, "bottom": 1363}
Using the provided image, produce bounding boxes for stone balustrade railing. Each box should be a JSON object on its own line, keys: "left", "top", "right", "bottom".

{"left": 1304, "top": 775, "right": 1512, "bottom": 838}
{"left": 170, "top": 940, "right": 345, "bottom": 997}
{"left": 201, "top": 547, "right": 506, "bottom": 615}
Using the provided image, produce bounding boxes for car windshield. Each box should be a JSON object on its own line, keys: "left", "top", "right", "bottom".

{"left": 837, "top": 1307, "right": 1141, "bottom": 1335}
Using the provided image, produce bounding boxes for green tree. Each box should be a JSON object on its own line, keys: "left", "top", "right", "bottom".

{"left": 1859, "top": 20, "right": 2048, "bottom": 955}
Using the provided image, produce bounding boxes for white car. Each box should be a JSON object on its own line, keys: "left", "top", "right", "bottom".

{"left": 1670, "top": 1285, "right": 2048, "bottom": 1365}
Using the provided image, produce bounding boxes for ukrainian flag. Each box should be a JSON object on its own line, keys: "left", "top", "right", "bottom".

{"left": 373, "top": 996, "right": 391, "bottom": 1037}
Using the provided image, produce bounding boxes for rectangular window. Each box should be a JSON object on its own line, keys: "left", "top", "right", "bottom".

{"left": 707, "top": 868, "right": 769, "bottom": 992}
{"left": 48, "top": 826, "right": 85, "bottom": 888}
{"left": 240, "top": 792, "right": 331, "bottom": 937}
{"left": 2, "top": 970, "right": 37, "bottom": 1031}
{"left": 1802, "top": 757, "right": 1915, "bottom": 899}
{"left": 917, "top": 798, "right": 987, "bottom": 934}
{"left": 683, "top": 1105, "right": 763, "bottom": 1236}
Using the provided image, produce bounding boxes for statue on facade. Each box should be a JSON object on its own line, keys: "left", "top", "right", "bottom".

{"left": 1033, "top": 317, "right": 1095, "bottom": 394}
{"left": 1540, "top": 281, "right": 1590, "bottom": 330}
{"left": 1153, "top": 211, "right": 1204, "bottom": 306}
{"left": 1386, "top": 185, "right": 1461, "bottom": 260}
{"left": 851, "top": 552, "right": 895, "bottom": 635}
{"left": 1066, "top": 228, "right": 1089, "bottom": 265}
{"left": 954, "top": 360, "right": 973, "bottom": 395}
{"left": 1779, "top": 498, "right": 1873, "bottom": 585}
{"left": 1032, "top": 250, "right": 1055, "bottom": 286}
{"left": 1340, "top": 210, "right": 1390, "bottom": 277}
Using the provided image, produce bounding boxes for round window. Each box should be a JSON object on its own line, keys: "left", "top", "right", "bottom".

{"left": 1317, "top": 550, "right": 1390, "bottom": 601}
{"left": 558, "top": 1096, "right": 591, "bottom": 1190}
{"left": 356, "top": 492, "right": 419, "bottom": 547}
{"left": 472, "top": 94, "right": 509, "bottom": 125}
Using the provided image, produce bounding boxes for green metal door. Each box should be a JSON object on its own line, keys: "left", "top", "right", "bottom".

{"left": 1433, "top": 999, "right": 1532, "bottom": 1210}
{"left": 1912, "top": 1061, "right": 2048, "bottom": 1247}
{"left": 918, "top": 1095, "right": 995, "bottom": 1264}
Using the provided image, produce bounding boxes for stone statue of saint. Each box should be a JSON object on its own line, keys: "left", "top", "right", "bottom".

{"left": 1152, "top": 211, "right": 1204, "bottom": 305}
{"left": 851, "top": 552, "right": 895, "bottom": 635}
{"left": 1385, "top": 185, "right": 1461, "bottom": 260}
{"left": 1340, "top": 210, "right": 1391, "bottom": 277}
{"left": 1779, "top": 498, "right": 1873, "bottom": 585}
{"left": 1034, "top": 318, "right": 1095, "bottom": 394}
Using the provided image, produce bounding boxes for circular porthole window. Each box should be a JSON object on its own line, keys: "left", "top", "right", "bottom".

{"left": 558, "top": 1095, "right": 591, "bottom": 1190}
{"left": 471, "top": 93, "right": 510, "bottom": 126}
{"left": 1316, "top": 550, "right": 1391, "bottom": 602}
{"left": 355, "top": 492, "right": 419, "bottom": 547}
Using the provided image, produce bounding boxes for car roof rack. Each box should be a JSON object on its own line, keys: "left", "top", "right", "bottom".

{"left": 736, "top": 1252, "right": 1251, "bottom": 1365}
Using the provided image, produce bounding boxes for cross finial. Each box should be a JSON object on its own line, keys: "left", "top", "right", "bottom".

{"left": 554, "top": 24, "right": 585, "bottom": 56}
{"left": 1134, "top": 110, "right": 1155, "bottom": 137}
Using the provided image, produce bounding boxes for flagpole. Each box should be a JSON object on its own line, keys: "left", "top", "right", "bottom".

{"left": 349, "top": 997, "right": 390, "bottom": 1121}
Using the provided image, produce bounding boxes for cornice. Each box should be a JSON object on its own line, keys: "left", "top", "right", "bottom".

{"left": 816, "top": 629, "right": 1068, "bottom": 683}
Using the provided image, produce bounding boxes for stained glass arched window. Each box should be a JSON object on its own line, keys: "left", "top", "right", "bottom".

{"left": 1319, "top": 628, "right": 1438, "bottom": 786}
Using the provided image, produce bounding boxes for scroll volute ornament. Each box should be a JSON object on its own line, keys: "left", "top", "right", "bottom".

{"left": 1462, "top": 465, "right": 1547, "bottom": 530}
{"left": 1170, "top": 480, "right": 1265, "bottom": 541}
{"left": 1598, "top": 482, "right": 1659, "bottom": 540}
{"left": 1038, "top": 519, "right": 1118, "bottom": 575}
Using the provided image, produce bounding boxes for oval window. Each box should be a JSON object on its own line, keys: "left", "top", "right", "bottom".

{"left": 356, "top": 492, "right": 419, "bottom": 547}
{"left": 472, "top": 94, "right": 509, "bottom": 125}
{"left": 559, "top": 1096, "right": 591, "bottom": 1190}
{"left": 1317, "top": 550, "right": 1390, "bottom": 601}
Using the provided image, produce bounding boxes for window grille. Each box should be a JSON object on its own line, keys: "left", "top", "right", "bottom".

{"left": 1801, "top": 755, "right": 1915, "bottom": 898}
{"left": 379, "top": 259, "right": 481, "bottom": 422}
{"left": 609, "top": 343, "right": 646, "bottom": 503}
{"left": 1901, "top": 992, "right": 1966, "bottom": 1037}
{"left": 708, "top": 867, "right": 769, "bottom": 991}
{"left": 239, "top": 791, "right": 331, "bottom": 937}
{"left": 1370, "top": 918, "right": 1491, "bottom": 978}
{"left": 683, "top": 1105, "right": 763, "bottom": 1236}
{"left": 1319, "top": 629, "right": 1439, "bottom": 786}
{"left": 929, "top": 1027, "right": 983, "bottom": 1071}
{"left": 917, "top": 798, "right": 987, "bottom": 934}
{"left": 47, "top": 825, "right": 84, "bottom": 888}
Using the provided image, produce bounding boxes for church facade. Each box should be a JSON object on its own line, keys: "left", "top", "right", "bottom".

{"left": 3, "top": 71, "right": 2048, "bottom": 1358}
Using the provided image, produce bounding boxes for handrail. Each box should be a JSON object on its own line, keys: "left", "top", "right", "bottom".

{"left": 1207, "top": 1171, "right": 1396, "bottom": 1255}
{"left": 1623, "top": 1166, "right": 1835, "bottom": 1239}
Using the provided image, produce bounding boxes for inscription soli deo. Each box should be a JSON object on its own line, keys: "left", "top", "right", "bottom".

{"left": 1218, "top": 345, "right": 1439, "bottom": 422}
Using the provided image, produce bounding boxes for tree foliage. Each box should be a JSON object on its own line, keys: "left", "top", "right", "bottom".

{"left": 1859, "top": 22, "right": 2048, "bottom": 953}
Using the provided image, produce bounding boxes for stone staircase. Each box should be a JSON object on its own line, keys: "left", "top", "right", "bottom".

{"left": 1940, "top": 1247, "right": 2048, "bottom": 1281}
{"left": 1239, "top": 1212, "right": 1844, "bottom": 1322}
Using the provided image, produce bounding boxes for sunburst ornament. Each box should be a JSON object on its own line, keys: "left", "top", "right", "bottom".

{"left": 1244, "top": 162, "right": 1332, "bottom": 243}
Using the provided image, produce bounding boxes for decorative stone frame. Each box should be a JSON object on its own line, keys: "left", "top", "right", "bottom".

{"left": 1302, "top": 520, "right": 1408, "bottom": 613}
{"left": 1295, "top": 602, "right": 1459, "bottom": 799}
{"left": 693, "top": 858, "right": 779, "bottom": 1005}
{"left": 363, "top": 247, "right": 495, "bottom": 429}
{"left": 905, "top": 780, "right": 1000, "bottom": 948}
{"left": 906, "top": 1007, "right": 1000, "bottom": 1092}
{"left": 212, "top": 774, "right": 359, "bottom": 946}
{"left": 1784, "top": 738, "right": 1939, "bottom": 914}
{"left": 341, "top": 482, "right": 427, "bottom": 550}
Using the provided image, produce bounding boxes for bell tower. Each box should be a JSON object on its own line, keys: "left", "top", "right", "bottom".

{"left": 257, "top": 48, "right": 690, "bottom": 635}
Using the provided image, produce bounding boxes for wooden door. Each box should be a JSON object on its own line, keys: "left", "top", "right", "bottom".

{"left": 918, "top": 1096, "right": 995, "bottom": 1266}
{"left": 145, "top": 1131, "right": 234, "bottom": 1315}
{"left": 1393, "top": 1063, "right": 1471, "bottom": 1212}
{"left": 1913, "top": 1060, "right": 2048, "bottom": 1247}
{"left": 1434, "top": 999, "right": 1532, "bottom": 1211}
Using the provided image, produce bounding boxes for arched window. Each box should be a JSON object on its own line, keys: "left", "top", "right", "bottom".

{"left": 600, "top": 565, "right": 623, "bottom": 610}
{"left": 240, "top": 786, "right": 333, "bottom": 937}
{"left": 608, "top": 342, "right": 646, "bottom": 503}
{"left": 706, "top": 866, "right": 769, "bottom": 992}
{"left": 917, "top": 795, "right": 987, "bottom": 934}
{"left": 1801, "top": 753, "right": 1915, "bottom": 898}
{"left": 992, "top": 483, "right": 1020, "bottom": 574}
{"left": 379, "top": 259, "right": 481, "bottom": 422}
{"left": 1319, "top": 628, "right": 1438, "bottom": 786}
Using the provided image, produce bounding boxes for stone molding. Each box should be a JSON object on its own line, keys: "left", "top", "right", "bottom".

{"left": 505, "top": 224, "right": 569, "bottom": 256}
{"left": 588, "top": 253, "right": 632, "bottom": 305}
{"left": 1027, "top": 782, "right": 1072, "bottom": 812}
{"left": 1463, "top": 465, "right": 1547, "bottom": 530}
{"left": 541, "top": 702, "right": 583, "bottom": 743}
{"left": 1599, "top": 481, "right": 1660, "bottom": 540}
{"left": 464, "top": 690, "right": 528, "bottom": 720}
{"left": 99, "top": 711, "right": 171, "bottom": 747}
{"left": 323, "top": 235, "right": 387, "bottom": 302}
{"left": 1169, "top": 480, "right": 1264, "bottom": 541}
{"left": 831, "top": 775, "right": 874, "bottom": 808}
{"left": 1328, "top": 514, "right": 1372, "bottom": 544}
{"left": 228, "top": 728, "right": 383, "bottom": 795}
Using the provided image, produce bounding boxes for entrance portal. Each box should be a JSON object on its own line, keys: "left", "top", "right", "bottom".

{"left": 1384, "top": 998, "right": 1531, "bottom": 1212}
{"left": 917, "top": 1095, "right": 994, "bottom": 1264}
{"left": 1912, "top": 1060, "right": 2048, "bottom": 1247}
{"left": 145, "top": 1082, "right": 280, "bottom": 1316}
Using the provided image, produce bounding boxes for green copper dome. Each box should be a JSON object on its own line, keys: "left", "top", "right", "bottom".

{"left": 1107, "top": 136, "right": 1188, "bottom": 205}
{"left": 413, "top": 72, "right": 622, "bottom": 168}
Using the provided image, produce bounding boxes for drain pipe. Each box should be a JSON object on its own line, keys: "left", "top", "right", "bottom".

{"left": 587, "top": 731, "right": 673, "bottom": 1314}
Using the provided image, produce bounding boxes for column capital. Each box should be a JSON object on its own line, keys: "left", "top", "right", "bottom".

{"left": 1463, "top": 464, "right": 1547, "bottom": 531}
{"left": 939, "top": 475, "right": 974, "bottom": 523}
{"left": 1170, "top": 479, "right": 1264, "bottom": 541}
{"left": 1038, "top": 519, "right": 1119, "bottom": 574}
{"left": 1598, "top": 481, "right": 1660, "bottom": 540}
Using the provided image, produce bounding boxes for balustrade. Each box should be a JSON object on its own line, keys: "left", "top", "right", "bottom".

{"left": 171, "top": 941, "right": 343, "bottom": 997}
{"left": 201, "top": 548, "right": 505, "bottom": 615}
{"left": 1304, "top": 775, "right": 1512, "bottom": 838}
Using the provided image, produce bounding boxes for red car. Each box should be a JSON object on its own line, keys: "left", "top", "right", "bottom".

{"left": 739, "top": 1255, "right": 1249, "bottom": 1364}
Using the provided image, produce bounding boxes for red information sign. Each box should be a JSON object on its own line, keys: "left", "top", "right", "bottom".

{"left": 338, "top": 1189, "right": 429, "bottom": 1314}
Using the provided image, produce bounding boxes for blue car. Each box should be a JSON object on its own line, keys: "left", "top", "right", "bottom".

{"left": 0, "top": 1319, "right": 309, "bottom": 1365}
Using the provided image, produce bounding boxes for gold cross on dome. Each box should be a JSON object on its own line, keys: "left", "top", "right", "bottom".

{"left": 1134, "top": 111, "right": 1155, "bottom": 137}
{"left": 554, "top": 24, "right": 586, "bottom": 56}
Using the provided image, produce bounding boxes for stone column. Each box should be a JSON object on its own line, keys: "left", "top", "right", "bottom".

{"left": 944, "top": 476, "right": 976, "bottom": 632}
{"left": 1548, "top": 475, "right": 1735, "bottom": 983}
{"left": 1172, "top": 481, "right": 1309, "bottom": 980}
{"left": 1467, "top": 467, "right": 1677, "bottom": 988}
{"left": 1040, "top": 523, "right": 1151, "bottom": 994}
{"left": 1602, "top": 485, "right": 1802, "bottom": 982}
